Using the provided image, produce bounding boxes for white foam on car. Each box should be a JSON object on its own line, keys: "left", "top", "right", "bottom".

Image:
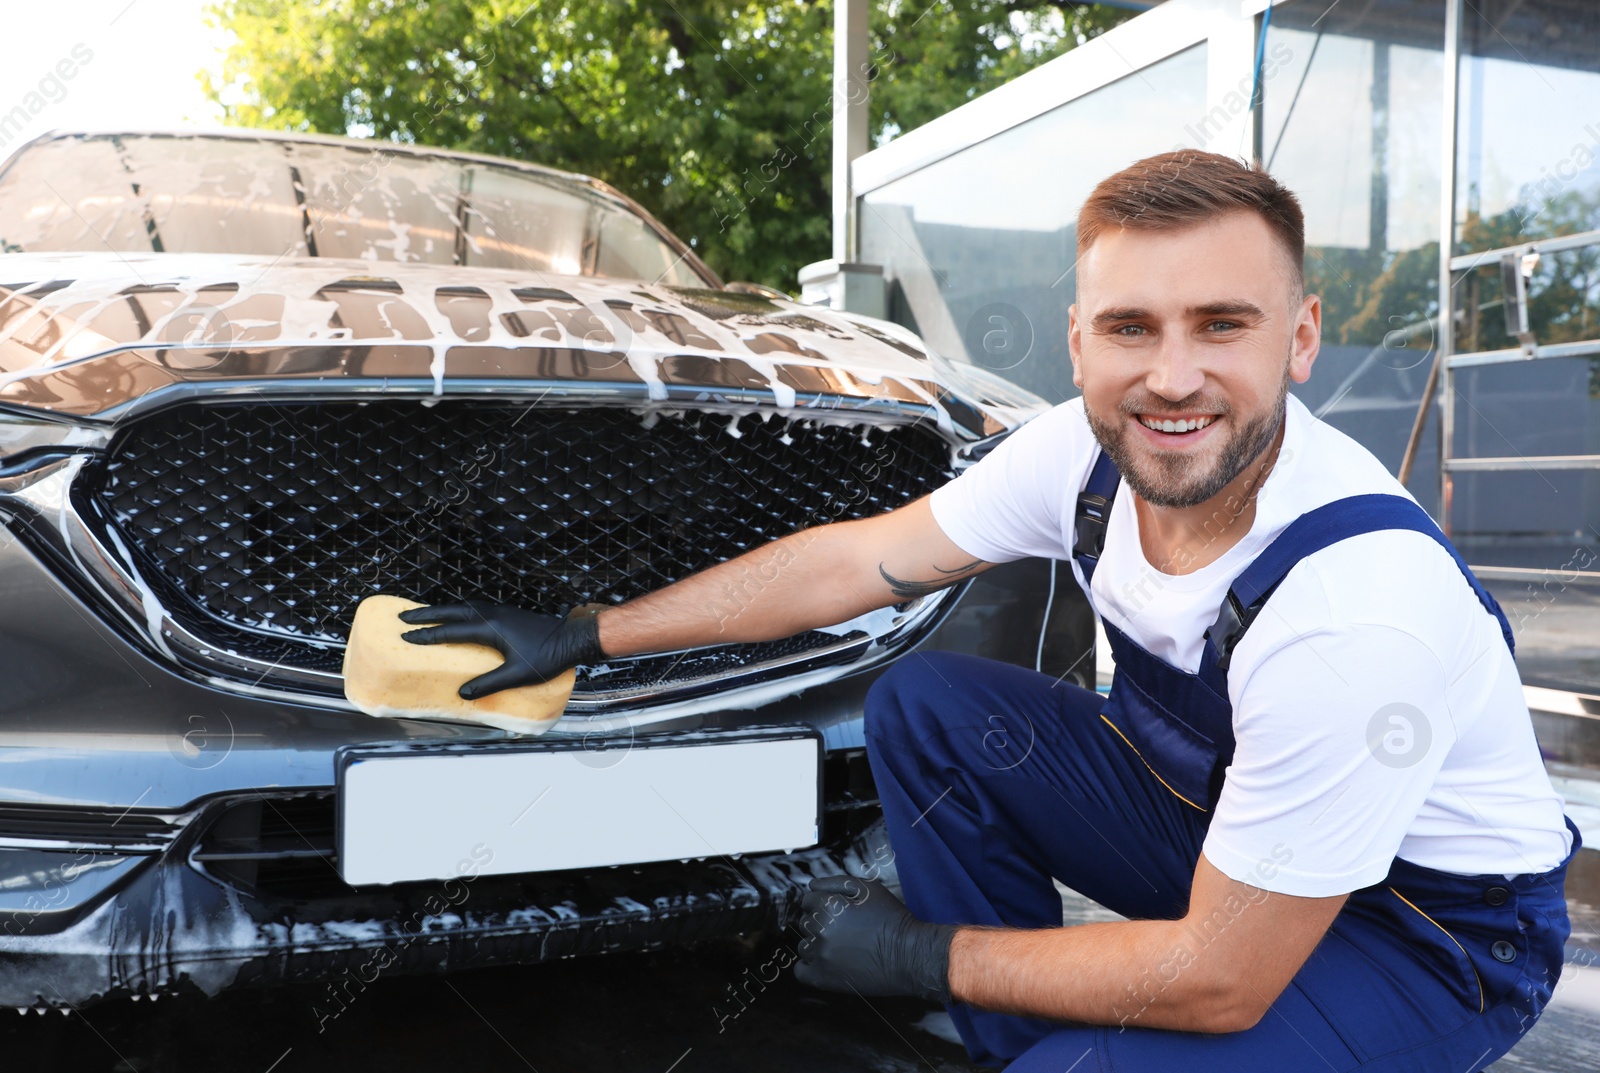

{"left": 0, "top": 253, "right": 1035, "bottom": 446}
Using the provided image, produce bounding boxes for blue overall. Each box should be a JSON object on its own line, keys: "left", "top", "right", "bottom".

{"left": 864, "top": 450, "right": 1579, "bottom": 1071}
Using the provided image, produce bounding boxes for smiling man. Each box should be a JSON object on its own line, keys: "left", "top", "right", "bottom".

{"left": 400, "top": 151, "right": 1579, "bottom": 1071}
{"left": 784, "top": 152, "right": 1578, "bottom": 1071}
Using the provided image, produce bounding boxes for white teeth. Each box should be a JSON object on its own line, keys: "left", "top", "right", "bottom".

{"left": 1140, "top": 415, "right": 1214, "bottom": 433}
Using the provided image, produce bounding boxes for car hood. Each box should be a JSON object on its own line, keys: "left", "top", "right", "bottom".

{"left": 0, "top": 253, "right": 1044, "bottom": 436}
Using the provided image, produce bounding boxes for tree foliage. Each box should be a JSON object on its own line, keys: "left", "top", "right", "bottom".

{"left": 1461, "top": 189, "right": 1600, "bottom": 349}
{"left": 204, "top": 0, "right": 1130, "bottom": 290}
{"left": 1305, "top": 184, "right": 1600, "bottom": 357}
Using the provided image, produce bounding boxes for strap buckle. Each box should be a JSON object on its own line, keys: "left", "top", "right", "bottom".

{"left": 1206, "top": 591, "right": 1250, "bottom": 672}
{"left": 1072, "top": 492, "right": 1111, "bottom": 562}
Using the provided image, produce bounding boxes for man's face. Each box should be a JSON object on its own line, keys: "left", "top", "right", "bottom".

{"left": 1068, "top": 211, "right": 1320, "bottom": 510}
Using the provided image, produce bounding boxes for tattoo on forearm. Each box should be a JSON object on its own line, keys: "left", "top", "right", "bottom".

{"left": 878, "top": 559, "right": 984, "bottom": 598}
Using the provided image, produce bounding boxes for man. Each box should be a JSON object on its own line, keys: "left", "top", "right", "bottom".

{"left": 401, "top": 151, "right": 1577, "bottom": 1071}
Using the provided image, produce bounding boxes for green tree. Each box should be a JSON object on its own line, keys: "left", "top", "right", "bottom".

{"left": 204, "top": 0, "right": 1130, "bottom": 291}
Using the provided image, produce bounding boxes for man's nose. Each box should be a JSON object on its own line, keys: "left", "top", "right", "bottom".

{"left": 1145, "top": 337, "right": 1206, "bottom": 401}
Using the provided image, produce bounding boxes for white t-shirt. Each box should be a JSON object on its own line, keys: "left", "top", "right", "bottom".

{"left": 929, "top": 393, "right": 1573, "bottom": 897}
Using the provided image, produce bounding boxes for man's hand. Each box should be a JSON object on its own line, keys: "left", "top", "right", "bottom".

{"left": 398, "top": 601, "right": 605, "bottom": 699}
{"left": 793, "top": 876, "right": 959, "bottom": 1003}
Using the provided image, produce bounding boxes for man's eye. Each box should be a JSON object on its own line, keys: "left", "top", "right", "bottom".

{"left": 1115, "top": 324, "right": 1146, "bottom": 337}
{"left": 1206, "top": 320, "right": 1240, "bottom": 333}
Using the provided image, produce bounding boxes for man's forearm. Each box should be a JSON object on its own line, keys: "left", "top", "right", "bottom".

{"left": 948, "top": 919, "right": 1258, "bottom": 1034}
{"left": 594, "top": 524, "right": 880, "bottom": 658}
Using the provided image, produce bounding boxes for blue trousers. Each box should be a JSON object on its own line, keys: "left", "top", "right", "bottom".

{"left": 863, "top": 651, "right": 1577, "bottom": 1071}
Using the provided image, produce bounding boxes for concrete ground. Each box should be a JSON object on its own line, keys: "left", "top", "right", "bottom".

{"left": 5, "top": 857, "right": 1597, "bottom": 1072}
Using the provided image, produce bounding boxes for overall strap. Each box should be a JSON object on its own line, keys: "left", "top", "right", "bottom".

{"left": 1072, "top": 449, "right": 1121, "bottom": 585}
{"left": 1206, "top": 493, "right": 1516, "bottom": 671}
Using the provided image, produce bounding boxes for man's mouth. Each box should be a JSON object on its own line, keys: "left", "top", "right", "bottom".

{"left": 1135, "top": 414, "right": 1217, "bottom": 435}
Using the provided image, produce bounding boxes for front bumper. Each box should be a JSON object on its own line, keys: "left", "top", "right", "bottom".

{"left": 0, "top": 825, "right": 887, "bottom": 1011}
{"left": 0, "top": 498, "right": 1087, "bottom": 1009}
{"left": 0, "top": 526, "right": 898, "bottom": 1010}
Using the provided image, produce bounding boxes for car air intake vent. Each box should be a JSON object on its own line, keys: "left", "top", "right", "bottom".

{"left": 77, "top": 401, "right": 953, "bottom": 687}
{"left": 192, "top": 794, "right": 345, "bottom": 898}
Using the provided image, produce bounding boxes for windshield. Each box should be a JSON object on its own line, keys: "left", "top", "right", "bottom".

{"left": 0, "top": 134, "right": 710, "bottom": 286}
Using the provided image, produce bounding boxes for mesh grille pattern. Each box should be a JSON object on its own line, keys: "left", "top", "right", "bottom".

{"left": 80, "top": 401, "right": 954, "bottom": 685}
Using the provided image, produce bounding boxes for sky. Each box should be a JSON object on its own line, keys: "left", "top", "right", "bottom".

{"left": 0, "top": 0, "right": 230, "bottom": 165}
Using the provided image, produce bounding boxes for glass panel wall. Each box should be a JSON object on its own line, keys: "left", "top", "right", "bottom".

{"left": 1446, "top": 0, "right": 1600, "bottom": 691}
{"left": 1444, "top": 0, "right": 1600, "bottom": 544}
{"left": 1264, "top": 0, "right": 1447, "bottom": 514}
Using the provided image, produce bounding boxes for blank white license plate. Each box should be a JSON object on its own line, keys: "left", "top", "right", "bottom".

{"left": 336, "top": 730, "right": 821, "bottom": 886}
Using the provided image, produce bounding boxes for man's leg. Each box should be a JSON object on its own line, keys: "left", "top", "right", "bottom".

{"left": 999, "top": 986, "right": 1364, "bottom": 1073}
{"left": 862, "top": 650, "right": 1210, "bottom": 1066}
{"left": 1003, "top": 918, "right": 1546, "bottom": 1073}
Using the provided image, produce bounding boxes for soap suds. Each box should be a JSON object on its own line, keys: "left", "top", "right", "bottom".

{"left": 0, "top": 252, "right": 1018, "bottom": 443}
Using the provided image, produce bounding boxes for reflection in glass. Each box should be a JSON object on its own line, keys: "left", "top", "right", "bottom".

{"left": 1456, "top": 0, "right": 1600, "bottom": 258}
{"left": 595, "top": 203, "right": 704, "bottom": 286}
{"left": 456, "top": 163, "right": 592, "bottom": 275}
{"left": 1452, "top": 0, "right": 1600, "bottom": 356}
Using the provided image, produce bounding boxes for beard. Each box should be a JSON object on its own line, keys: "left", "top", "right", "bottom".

{"left": 1085, "top": 367, "right": 1290, "bottom": 510}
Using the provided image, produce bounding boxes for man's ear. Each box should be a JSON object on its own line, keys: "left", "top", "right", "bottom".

{"left": 1068, "top": 304, "right": 1084, "bottom": 390}
{"left": 1289, "top": 293, "right": 1320, "bottom": 384}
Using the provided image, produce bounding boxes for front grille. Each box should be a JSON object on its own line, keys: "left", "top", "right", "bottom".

{"left": 78, "top": 401, "right": 954, "bottom": 686}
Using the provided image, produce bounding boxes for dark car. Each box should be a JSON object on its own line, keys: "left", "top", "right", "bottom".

{"left": 0, "top": 129, "right": 1090, "bottom": 1010}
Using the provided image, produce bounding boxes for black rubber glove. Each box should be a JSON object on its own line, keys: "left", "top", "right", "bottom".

{"left": 792, "top": 875, "right": 959, "bottom": 1004}
{"left": 397, "top": 600, "right": 606, "bottom": 700}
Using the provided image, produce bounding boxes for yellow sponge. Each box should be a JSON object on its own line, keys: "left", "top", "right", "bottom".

{"left": 342, "top": 594, "right": 576, "bottom": 735}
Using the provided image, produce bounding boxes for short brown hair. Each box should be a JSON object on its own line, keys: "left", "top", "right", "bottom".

{"left": 1077, "top": 151, "right": 1306, "bottom": 295}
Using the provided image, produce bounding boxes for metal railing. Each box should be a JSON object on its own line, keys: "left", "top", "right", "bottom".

{"left": 1399, "top": 225, "right": 1600, "bottom": 582}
